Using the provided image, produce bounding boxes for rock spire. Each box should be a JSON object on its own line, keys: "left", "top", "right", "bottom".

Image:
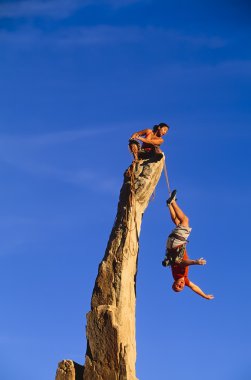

{"left": 55, "top": 155, "right": 164, "bottom": 380}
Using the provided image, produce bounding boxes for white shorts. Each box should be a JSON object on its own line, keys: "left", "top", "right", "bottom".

{"left": 166, "top": 225, "right": 192, "bottom": 249}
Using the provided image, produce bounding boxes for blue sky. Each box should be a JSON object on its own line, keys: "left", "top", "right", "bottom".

{"left": 0, "top": 1, "right": 251, "bottom": 379}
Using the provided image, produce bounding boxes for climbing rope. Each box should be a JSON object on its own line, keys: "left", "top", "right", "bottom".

{"left": 163, "top": 158, "right": 171, "bottom": 196}
{"left": 122, "top": 154, "right": 171, "bottom": 259}
{"left": 151, "top": 189, "right": 156, "bottom": 201}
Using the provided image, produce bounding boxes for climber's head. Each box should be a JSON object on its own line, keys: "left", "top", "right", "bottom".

{"left": 153, "top": 123, "right": 169, "bottom": 137}
{"left": 172, "top": 277, "right": 185, "bottom": 292}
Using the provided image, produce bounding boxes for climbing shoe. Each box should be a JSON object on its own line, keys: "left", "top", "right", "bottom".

{"left": 166, "top": 189, "right": 177, "bottom": 206}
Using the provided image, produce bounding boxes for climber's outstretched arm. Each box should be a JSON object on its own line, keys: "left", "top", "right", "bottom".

{"left": 180, "top": 258, "right": 206, "bottom": 267}
{"left": 187, "top": 281, "right": 214, "bottom": 300}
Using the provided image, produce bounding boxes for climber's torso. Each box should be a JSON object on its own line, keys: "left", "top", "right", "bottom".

{"left": 171, "top": 250, "right": 190, "bottom": 286}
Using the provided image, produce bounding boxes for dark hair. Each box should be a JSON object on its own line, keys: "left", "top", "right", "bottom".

{"left": 153, "top": 122, "right": 170, "bottom": 133}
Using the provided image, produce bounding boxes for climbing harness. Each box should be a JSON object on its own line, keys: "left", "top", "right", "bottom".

{"left": 128, "top": 139, "right": 164, "bottom": 161}
{"left": 162, "top": 233, "right": 188, "bottom": 267}
{"left": 162, "top": 244, "right": 187, "bottom": 267}
{"left": 138, "top": 146, "right": 163, "bottom": 160}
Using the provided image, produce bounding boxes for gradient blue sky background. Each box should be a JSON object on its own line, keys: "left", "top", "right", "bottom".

{"left": 1, "top": 1, "right": 251, "bottom": 379}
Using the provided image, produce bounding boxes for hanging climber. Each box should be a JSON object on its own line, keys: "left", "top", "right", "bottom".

{"left": 162, "top": 190, "right": 214, "bottom": 300}
{"left": 128, "top": 122, "right": 169, "bottom": 161}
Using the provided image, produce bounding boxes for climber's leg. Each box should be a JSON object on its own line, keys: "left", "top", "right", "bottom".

{"left": 171, "top": 200, "right": 189, "bottom": 228}
{"left": 168, "top": 203, "right": 181, "bottom": 226}
{"left": 128, "top": 139, "right": 140, "bottom": 161}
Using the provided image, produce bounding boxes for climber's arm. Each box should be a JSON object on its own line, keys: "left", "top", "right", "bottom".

{"left": 180, "top": 258, "right": 206, "bottom": 267}
{"left": 130, "top": 129, "right": 151, "bottom": 139}
{"left": 137, "top": 136, "right": 164, "bottom": 145}
{"left": 187, "top": 281, "right": 214, "bottom": 300}
{"left": 131, "top": 129, "right": 164, "bottom": 145}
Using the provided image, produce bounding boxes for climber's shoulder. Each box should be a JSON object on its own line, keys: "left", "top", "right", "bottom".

{"left": 143, "top": 129, "right": 154, "bottom": 137}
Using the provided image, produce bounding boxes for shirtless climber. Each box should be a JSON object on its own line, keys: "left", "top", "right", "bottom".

{"left": 162, "top": 190, "right": 214, "bottom": 300}
{"left": 129, "top": 122, "right": 169, "bottom": 161}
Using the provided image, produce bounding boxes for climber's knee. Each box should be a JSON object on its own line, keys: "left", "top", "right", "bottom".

{"left": 181, "top": 215, "right": 189, "bottom": 227}
{"left": 129, "top": 139, "right": 140, "bottom": 161}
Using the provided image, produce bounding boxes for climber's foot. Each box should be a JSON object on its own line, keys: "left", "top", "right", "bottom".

{"left": 166, "top": 189, "right": 177, "bottom": 206}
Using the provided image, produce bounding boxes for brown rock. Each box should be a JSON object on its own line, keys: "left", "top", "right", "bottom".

{"left": 55, "top": 360, "right": 84, "bottom": 380}
{"left": 83, "top": 156, "right": 164, "bottom": 380}
{"left": 55, "top": 156, "right": 164, "bottom": 380}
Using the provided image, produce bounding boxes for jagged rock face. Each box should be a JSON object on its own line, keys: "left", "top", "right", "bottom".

{"left": 83, "top": 157, "right": 164, "bottom": 380}
{"left": 56, "top": 360, "right": 75, "bottom": 380}
{"left": 56, "top": 360, "right": 84, "bottom": 380}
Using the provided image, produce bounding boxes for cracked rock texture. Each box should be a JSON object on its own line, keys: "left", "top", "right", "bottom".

{"left": 83, "top": 156, "right": 164, "bottom": 380}
{"left": 56, "top": 360, "right": 84, "bottom": 380}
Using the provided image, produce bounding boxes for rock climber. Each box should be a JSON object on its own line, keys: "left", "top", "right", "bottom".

{"left": 162, "top": 190, "right": 214, "bottom": 300}
{"left": 129, "top": 122, "right": 169, "bottom": 161}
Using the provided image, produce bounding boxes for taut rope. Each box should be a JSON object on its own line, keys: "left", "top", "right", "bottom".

{"left": 163, "top": 158, "right": 171, "bottom": 196}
